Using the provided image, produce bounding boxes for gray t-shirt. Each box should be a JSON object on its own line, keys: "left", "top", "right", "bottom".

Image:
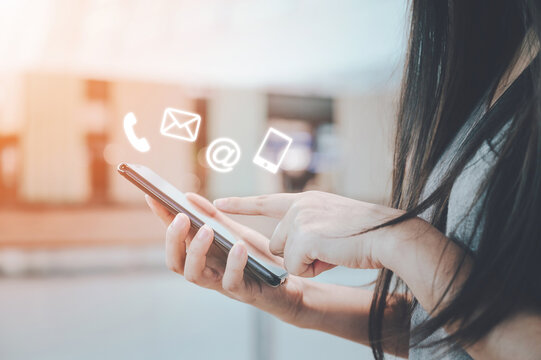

{"left": 409, "top": 103, "right": 508, "bottom": 359}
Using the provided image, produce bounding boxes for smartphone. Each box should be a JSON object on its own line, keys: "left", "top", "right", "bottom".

{"left": 117, "top": 162, "right": 288, "bottom": 287}
{"left": 253, "top": 127, "right": 293, "bottom": 174}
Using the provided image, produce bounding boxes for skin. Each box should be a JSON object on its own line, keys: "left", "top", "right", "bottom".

{"left": 148, "top": 191, "right": 541, "bottom": 359}
{"left": 146, "top": 193, "right": 411, "bottom": 357}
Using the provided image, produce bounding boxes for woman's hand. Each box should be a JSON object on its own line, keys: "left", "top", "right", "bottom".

{"left": 147, "top": 191, "right": 417, "bottom": 355}
{"left": 214, "top": 191, "right": 407, "bottom": 277}
{"left": 146, "top": 193, "right": 306, "bottom": 324}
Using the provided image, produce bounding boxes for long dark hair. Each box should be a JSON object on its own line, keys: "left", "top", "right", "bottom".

{"left": 368, "top": 0, "right": 541, "bottom": 358}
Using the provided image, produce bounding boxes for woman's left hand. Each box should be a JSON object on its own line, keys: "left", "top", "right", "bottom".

{"left": 214, "top": 191, "right": 406, "bottom": 277}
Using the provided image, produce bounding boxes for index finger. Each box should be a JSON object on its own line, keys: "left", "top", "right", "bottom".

{"left": 213, "top": 193, "right": 298, "bottom": 218}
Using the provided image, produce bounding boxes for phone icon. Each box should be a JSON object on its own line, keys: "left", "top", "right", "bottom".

{"left": 123, "top": 112, "right": 150, "bottom": 153}
{"left": 253, "top": 127, "right": 293, "bottom": 174}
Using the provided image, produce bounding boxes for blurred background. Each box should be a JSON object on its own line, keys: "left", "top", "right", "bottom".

{"left": 0, "top": 1, "right": 407, "bottom": 359}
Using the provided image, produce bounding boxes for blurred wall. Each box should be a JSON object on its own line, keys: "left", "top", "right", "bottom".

{"left": 0, "top": 74, "right": 24, "bottom": 135}
{"left": 335, "top": 90, "right": 396, "bottom": 203}
{"left": 19, "top": 73, "right": 89, "bottom": 203}
{"left": 3, "top": 72, "right": 398, "bottom": 206}
{"left": 108, "top": 80, "right": 198, "bottom": 204}
{"left": 206, "top": 88, "right": 269, "bottom": 199}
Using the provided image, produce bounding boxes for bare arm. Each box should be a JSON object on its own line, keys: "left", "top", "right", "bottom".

{"left": 216, "top": 191, "right": 541, "bottom": 359}
{"left": 147, "top": 193, "right": 410, "bottom": 358}
{"left": 296, "top": 281, "right": 411, "bottom": 358}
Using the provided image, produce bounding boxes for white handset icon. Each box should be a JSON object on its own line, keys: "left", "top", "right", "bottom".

{"left": 123, "top": 112, "right": 150, "bottom": 153}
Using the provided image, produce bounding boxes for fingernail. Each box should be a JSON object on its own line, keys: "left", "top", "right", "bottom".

{"left": 233, "top": 242, "right": 245, "bottom": 257}
{"left": 197, "top": 224, "right": 212, "bottom": 239}
{"left": 213, "top": 198, "right": 227, "bottom": 209}
{"left": 172, "top": 213, "right": 187, "bottom": 228}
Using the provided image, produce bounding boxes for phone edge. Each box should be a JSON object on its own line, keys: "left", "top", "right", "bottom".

{"left": 117, "top": 162, "right": 287, "bottom": 287}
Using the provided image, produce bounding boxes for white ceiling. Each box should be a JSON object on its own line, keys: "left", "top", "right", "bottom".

{"left": 0, "top": 0, "right": 408, "bottom": 95}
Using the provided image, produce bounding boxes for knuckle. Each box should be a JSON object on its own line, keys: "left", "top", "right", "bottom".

{"left": 269, "top": 239, "right": 283, "bottom": 254}
{"left": 269, "top": 244, "right": 281, "bottom": 256}
{"left": 170, "top": 264, "right": 183, "bottom": 274}
{"left": 291, "top": 198, "right": 313, "bottom": 214}
{"left": 289, "top": 201, "right": 302, "bottom": 213}
{"left": 309, "top": 247, "right": 319, "bottom": 262}
{"left": 283, "top": 258, "right": 297, "bottom": 275}
{"left": 183, "top": 270, "right": 198, "bottom": 284}
{"left": 165, "top": 259, "right": 182, "bottom": 274}
{"left": 222, "top": 279, "right": 239, "bottom": 293}
{"left": 303, "top": 190, "right": 321, "bottom": 199}
{"left": 255, "top": 196, "right": 267, "bottom": 210}
{"left": 302, "top": 190, "right": 324, "bottom": 204}
{"left": 228, "top": 198, "right": 240, "bottom": 208}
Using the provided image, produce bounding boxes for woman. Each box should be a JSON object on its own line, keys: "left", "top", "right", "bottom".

{"left": 147, "top": 0, "right": 541, "bottom": 358}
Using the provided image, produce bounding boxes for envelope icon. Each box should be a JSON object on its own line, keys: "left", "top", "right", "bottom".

{"left": 160, "top": 108, "right": 201, "bottom": 142}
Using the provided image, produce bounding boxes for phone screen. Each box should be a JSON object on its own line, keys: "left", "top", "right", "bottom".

{"left": 117, "top": 162, "right": 288, "bottom": 286}
{"left": 253, "top": 128, "right": 292, "bottom": 173}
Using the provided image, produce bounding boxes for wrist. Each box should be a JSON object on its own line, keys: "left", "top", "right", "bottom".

{"left": 286, "top": 279, "right": 317, "bottom": 329}
{"left": 372, "top": 216, "right": 434, "bottom": 273}
{"left": 282, "top": 279, "right": 325, "bottom": 329}
{"left": 260, "top": 276, "right": 313, "bottom": 328}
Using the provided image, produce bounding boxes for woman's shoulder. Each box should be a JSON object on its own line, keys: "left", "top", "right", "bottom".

{"left": 447, "top": 119, "right": 512, "bottom": 250}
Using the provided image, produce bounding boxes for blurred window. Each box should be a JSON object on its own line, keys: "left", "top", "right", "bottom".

{"left": 267, "top": 95, "right": 336, "bottom": 192}
{"left": 83, "top": 80, "right": 110, "bottom": 203}
{"left": 0, "top": 135, "right": 19, "bottom": 204}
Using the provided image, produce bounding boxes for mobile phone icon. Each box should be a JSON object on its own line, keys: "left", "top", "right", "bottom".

{"left": 253, "top": 127, "right": 293, "bottom": 174}
{"left": 123, "top": 112, "right": 150, "bottom": 153}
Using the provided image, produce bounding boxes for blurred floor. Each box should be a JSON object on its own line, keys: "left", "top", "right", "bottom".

{"left": 0, "top": 266, "right": 380, "bottom": 360}
{"left": 0, "top": 204, "right": 391, "bottom": 360}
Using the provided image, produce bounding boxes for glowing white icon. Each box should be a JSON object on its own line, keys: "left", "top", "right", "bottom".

{"left": 253, "top": 128, "right": 293, "bottom": 174}
{"left": 123, "top": 112, "right": 150, "bottom": 153}
{"left": 160, "top": 108, "right": 201, "bottom": 142}
{"left": 206, "top": 138, "right": 241, "bottom": 173}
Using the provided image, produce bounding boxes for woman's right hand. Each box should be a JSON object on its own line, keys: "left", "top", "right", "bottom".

{"left": 146, "top": 193, "right": 307, "bottom": 324}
